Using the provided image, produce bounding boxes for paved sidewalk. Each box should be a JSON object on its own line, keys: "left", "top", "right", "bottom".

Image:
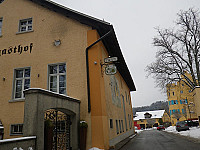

{"left": 111, "top": 134, "right": 137, "bottom": 150}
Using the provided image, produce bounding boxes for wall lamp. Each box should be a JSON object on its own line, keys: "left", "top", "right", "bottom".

{"left": 54, "top": 39, "right": 61, "bottom": 46}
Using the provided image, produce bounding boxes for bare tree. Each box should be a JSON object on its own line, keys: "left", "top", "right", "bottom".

{"left": 146, "top": 8, "right": 200, "bottom": 90}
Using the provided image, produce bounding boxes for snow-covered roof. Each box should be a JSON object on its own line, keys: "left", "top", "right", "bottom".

{"left": 134, "top": 110, "right": 165, "bottom": 121}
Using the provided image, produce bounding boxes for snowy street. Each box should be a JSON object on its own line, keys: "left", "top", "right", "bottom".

{"left": 120, "top": 129, "right": 200, "bottom": 150}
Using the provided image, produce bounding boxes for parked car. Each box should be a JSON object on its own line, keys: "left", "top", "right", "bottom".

{"left": 157, "top": 125, "right": 165, "bottom": 130}
{"left": 185, "top": 120, "right": 199, "bottom": 127}
{"left": 176, "top": 121, "right": 189, "bottom": 132}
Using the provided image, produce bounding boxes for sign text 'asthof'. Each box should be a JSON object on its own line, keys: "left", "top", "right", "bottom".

{"left": 0, "top": 43, "right": 33, "bottom": 56}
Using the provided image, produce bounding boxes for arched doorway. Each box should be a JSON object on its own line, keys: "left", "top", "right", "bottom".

{"left": 44, "top": 109, "right": 72, "bottom": 150}
{"left": 23, "top": 88, "right": 80, "bottom": 150}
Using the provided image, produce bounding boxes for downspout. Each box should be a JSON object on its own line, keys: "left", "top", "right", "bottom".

{"left": 86, "top": 29, "right": 113, "bottom": 112}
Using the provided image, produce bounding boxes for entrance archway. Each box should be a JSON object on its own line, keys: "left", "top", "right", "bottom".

{"left": 23, "top": 88, "right": 80, "bottom": 150}
{"left": 44, "top": 109, "right": 71, "bottom": 150}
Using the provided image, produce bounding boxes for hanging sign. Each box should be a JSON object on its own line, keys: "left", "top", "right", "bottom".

{"left": 104, "top": 57, "right": 118, "bottom": 63}
{"left": 105, "top": 64, "right": 117, "bottom": 75}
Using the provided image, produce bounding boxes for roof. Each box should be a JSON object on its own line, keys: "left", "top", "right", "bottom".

{"left": 134, "top": 110, "right": 165, "bottom": 120}
{"left": 29, "top": 0, "right": 136, "bottom": 91}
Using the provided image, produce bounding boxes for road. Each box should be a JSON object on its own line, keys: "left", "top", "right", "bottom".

{"left": 120, "top": 130, "right": 200, "bottom": 150}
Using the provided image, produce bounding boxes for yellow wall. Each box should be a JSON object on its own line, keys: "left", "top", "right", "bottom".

{"left": 0, "top": 0, "right": 91, "bottom": 140}
{"left": 162, "top": 112, "right": 170, "bottom": 123}
{"left": 136, "top": 118, "right": 159, "bottom": 128}
{"left": 87, "top": 30, "right": 134, "bottom": 149}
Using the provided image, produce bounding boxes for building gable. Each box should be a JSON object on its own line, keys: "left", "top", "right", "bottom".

{"left": 28, "top": 0, "right": 136, "bottom": 91}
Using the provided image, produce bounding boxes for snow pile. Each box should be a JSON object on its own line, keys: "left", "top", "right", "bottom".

{"left": 89, "top": 147, "right": 104, "bottom": 150}
{"left": 165, "top": 126, "right": 200, "bottom": 139}
{"left": 135, "top": 129, "right": 143, "bottom": 134}
{"left": 165, "top": 126, "right": 176, "bottom": 132}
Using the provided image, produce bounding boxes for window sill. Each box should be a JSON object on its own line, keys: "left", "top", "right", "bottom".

{"left": 10, "top": 133, "right": 23, "bottom": 136}
{"left": 16, "top": 30, "right": 34, "bottom": 35}
{"left": 9, "top": 98, "right": 25, "bottom": 103}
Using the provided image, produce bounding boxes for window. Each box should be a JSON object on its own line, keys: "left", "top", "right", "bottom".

{"left": 169, "top": 101, "right": 171, "bottom": 105}
{"left": 119, "top": 120, "right": 122, "bottom": 133}
{"left": 180, "top": 100, "right": 182, "bottom": 104}
{"left": 125, "top": 91, "right": 127, "bottom": 102}
{"left": 13, "top": 68, "right": 30, "bottom": 99}
{"left": 10, "top": 124, "right": 23, "bottom": 135}
{"left": 116, "top": 120, "right": 119, "bottom": 134}
{"left": 128, "top": 114, "right": 132, "bottom": 129}
{"left": 182, "top": 84, "right": 184, "bottom": 86}
{"left": 49, "top": 64, "right": 66, "bottom": 94}
{"left": 180, "top": 91, "right": 183, "bottom": 94}
{"left": 110, "top": 119, "right": 113, "bottom": 129}
{"left": 171, "top": 100, "right": 174, "bottom": 105}
{"left": 172, "top": 92, "right": 175, "bottom": 96}
{"left": 121, "top": 120, "right": 124, "bottom": 132}
{"left": 19, "top": 18, "right": 32, "bottom": 32}
{"left": 170, "top": 110, "right": 172, "bottom": 116}
{"left": 174, "top": 100, "right": 178, "bottom": 104}
{"left": 0, "top": 18, "right": 2, "bottom": 36}
{"left": 181, "top": 99, "right": 188, "bottom": 104}
{"left": 168, "top": 92, "right": 170, "bottom": 97}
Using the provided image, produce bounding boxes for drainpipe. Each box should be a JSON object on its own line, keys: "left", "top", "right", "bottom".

{"left": 86, "top": 29, "right": 113, "bottom": 112}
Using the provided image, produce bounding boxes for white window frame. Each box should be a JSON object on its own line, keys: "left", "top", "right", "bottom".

{"left": 10, "top": 124, "right": 23, "bottom": 135}
{"left": 0, "top": 18, "right": 2, "bottom": 36}
{"left": 13, "top": 68, "right": 31, "bottom": 100}
{"left": 18, "top": 18, "right": 33, "bottom": 33}
{"left": 48, "top": 63, "right": 66, "bottom": 95}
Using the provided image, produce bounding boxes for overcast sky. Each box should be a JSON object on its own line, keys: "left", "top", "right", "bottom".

{"left": 52, "top": 0, "right": 200, "bottom": 107}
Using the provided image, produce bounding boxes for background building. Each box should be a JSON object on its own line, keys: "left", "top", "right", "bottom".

{"left": 134, "top": 110, "right": 170, "bottom": 129}
{"left": 0, "top": 0, "right": 136, "bottom": 149}
{"left": 167, "top": 73, "right": 197, "bottom": 126}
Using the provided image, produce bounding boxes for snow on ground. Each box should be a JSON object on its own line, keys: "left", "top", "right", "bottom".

{"left": 165, "top": 126, "right": 200, "bottom": 139}
{"left": 89, "top": 147, "right": 104, "bottom": 150}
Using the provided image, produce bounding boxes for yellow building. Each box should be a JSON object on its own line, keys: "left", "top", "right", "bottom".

{"left": 193, "top": 87, "right": 200, "bottom": 124}
{"left": 134, "top": 110, "right": 170, "bottom": 129}
{"left": 167, "top": 73, "right": 197, "bottom": 126}
{"left": 0, "top": 0, "right": 136, "bottom": 149}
